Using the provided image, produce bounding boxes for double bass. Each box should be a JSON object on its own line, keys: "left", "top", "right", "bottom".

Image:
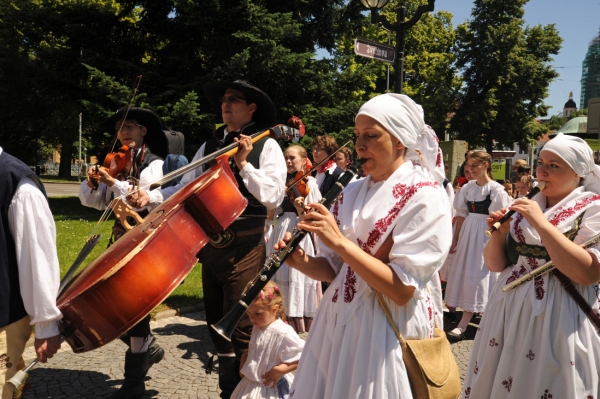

{"left": 56, "top": 124, "right": 300, "bottom": 352}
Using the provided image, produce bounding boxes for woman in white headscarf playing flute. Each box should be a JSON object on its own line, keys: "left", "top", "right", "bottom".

{"left": 273, "top": 94, "right": 453, "bottom": 398}
{"left": 464, "top": 133, "right": 600, "bottom": 398}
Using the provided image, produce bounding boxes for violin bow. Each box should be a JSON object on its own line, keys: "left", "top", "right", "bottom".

{"left": 285, "top": 139, "right": 352, "bottom": 194}
{"left": 108, "top": 75, "right": 142, "bottom": 153}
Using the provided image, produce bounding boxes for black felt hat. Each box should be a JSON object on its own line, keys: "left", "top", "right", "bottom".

{"left": 203, "top": 80, "right": 277, "bottom": 128}
{"left": 101, "top": 107, "right": 167, "bottom": 158}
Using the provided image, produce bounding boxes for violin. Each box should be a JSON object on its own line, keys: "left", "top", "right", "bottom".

{"left": 286, "top": 171, "right": 310, "bottom": 203}
{"left": 89, "top": 144, "right": 134, "bottom": 189}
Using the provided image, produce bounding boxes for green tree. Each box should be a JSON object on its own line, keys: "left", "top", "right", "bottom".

{"left": 450, "top": 0, "right": 562, "bottom": 152}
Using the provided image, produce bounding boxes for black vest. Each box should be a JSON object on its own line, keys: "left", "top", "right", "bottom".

{"left": 467, "top": 194, "right": 492, "bottom": 215}
{"left": 203, "top": 123, "right": 269, "bottom": 219}
{"left": 0, "top": 151, "right": 47, "bottom": 328}
{"left": 314, "top": 166, "right": 344, "bottom": 197}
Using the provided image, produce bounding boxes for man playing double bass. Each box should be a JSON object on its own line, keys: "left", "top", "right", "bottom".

{"left": 79, "top": 108, "right": 168, "bottom": 399}
{"left": 130, "top": 80, "right": 286, "bottom": 398}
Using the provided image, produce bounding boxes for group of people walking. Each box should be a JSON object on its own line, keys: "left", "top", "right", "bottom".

{"left": 1, "top": 76, "right": 600, "bottom": 399}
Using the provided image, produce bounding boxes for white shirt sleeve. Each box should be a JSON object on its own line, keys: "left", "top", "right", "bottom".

{"left": 454, "top": 183, "right": 470, "bottom": 218}
{"left": 9, "top": 177, "right": 62, "bottom": 339}
{"left": 388, "top": 187, "right": 452, "bottom": 293}
{"left": 78, "top": 180, "right": 110, "bottom": 210}
{"left": 489, "top": 183, "right": 512, "bottom": 213}
{"left": 237, "top": 138, "right": 287, "bottom": 210}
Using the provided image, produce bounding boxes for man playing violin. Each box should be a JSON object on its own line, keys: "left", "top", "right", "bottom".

{"left": 0, "top": 147, "right": 62, "bottom": 399}
{"left": 128, "top": 80, "right": 286, "bottom": 399}
{"left": 79, "top": 107, "right": 168, "bottom": 399}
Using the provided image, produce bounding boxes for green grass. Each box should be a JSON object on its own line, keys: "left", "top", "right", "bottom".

{"left": 49, "top": 197, "right": 203, "bottom": 317}
{"left": 40, "top": 175, "right": 81, "bottom": 183}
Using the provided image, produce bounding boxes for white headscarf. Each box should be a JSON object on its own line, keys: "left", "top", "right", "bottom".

{"left": 541, "top": 133, "right": 600, "bottom": 193}
{"left": 355, "top": 93, "right": 446, "bottom": 185}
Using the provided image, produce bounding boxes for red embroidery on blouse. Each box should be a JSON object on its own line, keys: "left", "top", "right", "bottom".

{"left": 513, "top": 214, "right": 546, "bottom": 299}
{"left": 541, "top": 389, "right": 553, "bottom": 399}
{"left": 332, "top": 194, "right": 343, "bottom": 227}
{"left": 473, "top": 361, "right": 478, "bottom": 375}
{"left": 332, "top": 288, "right": 339, "bottom": 303}
{"left": 344, "top": 267, "right": 357, "bottom": 303}
{"left": 502, "top": 376, "right": 513, "bottom": 392}
{"left": 358, "top": 181, "right": 438, "bottom": 254}
{"left": 436, "top": 148, "right": 442, "bottom": 167}
{"left": 534, "top": 276, "right": 545, "bottom": 301}
{"left": 548, "top": 195, "right": 600, "bottom": 226}
{"left": 505, "top": 265, "right": 528, "bottom": 284}
{"left": 489, "top": 338, "right": 500, "bottom": 347}
{"left": 464, "top": 387, "right": 471, "bottom": 399}
{"left": 526, "top": 350, "right": 535, "bottom": 360}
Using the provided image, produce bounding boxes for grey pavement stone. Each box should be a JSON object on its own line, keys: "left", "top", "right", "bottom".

{"left": 19, "top": 310, "right": 476, "bottom": 398}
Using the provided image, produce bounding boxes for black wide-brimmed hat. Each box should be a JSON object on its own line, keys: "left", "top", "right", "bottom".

{"left": 100, "top": 107, "right": 167, "bottom": 157}
{"left": 203, "top": 80, "right": 277, "bottom": 128}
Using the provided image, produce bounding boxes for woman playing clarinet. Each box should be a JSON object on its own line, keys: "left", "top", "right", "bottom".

{"left": 274, "top": 94, "right": 452, "bottom": 398}
{"left": 464, "top": 133, "right": 600, "bottom": 398}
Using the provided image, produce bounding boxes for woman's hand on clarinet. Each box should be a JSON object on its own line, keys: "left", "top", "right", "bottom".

{"left": 296, "top": 203, "right": 344, "bottom": 250}
{"left": 507, "top": 199, "right": 547, "bottom": 230}
{"left": 273, "top": 232, "right": 307, "bottom": 269}
{"left": 487, "top": 208, "right": 511, "bottom": 234}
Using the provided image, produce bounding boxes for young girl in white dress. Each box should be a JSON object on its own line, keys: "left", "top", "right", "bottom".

{"left": 464, "top": 133, "right": 600, "bottom": 398}
{"left": 273, "top": 94, "right": 453, "bottom": 399}
{"left": 267, "top": 145, "right": 322, "bottom": 333}
{"left": 444, "top": 151, "right": 512, "bottom": 340}
{"left": 231, "top": 281, "right": 305, "bottom": 399}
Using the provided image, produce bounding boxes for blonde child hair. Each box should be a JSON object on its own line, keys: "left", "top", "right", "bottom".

{"left": 256, "top": 281, "right": 286, "bottom": 321}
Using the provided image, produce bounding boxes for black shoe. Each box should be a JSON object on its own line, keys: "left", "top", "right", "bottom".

{"left": 147, "top": 335, "right": 165, "bottom": 367}
{"left": 110, "top": 351, "right": 150, "bottom": 399}
{"left": 446, "top": 327, "right": 465, "bottom": 342}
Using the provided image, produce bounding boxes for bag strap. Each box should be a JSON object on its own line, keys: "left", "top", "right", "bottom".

{"left": 552, "top": 269, "right": 600, "bottom": 333}
{"left": 370, "top": 234, "right": 437, "bottom": 347}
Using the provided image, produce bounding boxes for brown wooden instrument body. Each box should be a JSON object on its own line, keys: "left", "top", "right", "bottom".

{"left": 57, "top": 155, "right": 247, "bottom": 353}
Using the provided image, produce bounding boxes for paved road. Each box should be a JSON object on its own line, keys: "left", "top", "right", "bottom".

{"left": 44, "top": 182, "right": 80, "bottom": 197}
{"left": 21, "top": 311, "right": 475, "bottom": 399}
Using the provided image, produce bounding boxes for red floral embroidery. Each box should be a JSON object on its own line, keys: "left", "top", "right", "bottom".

{"left": 526, "top": 350, "right": 535, "bottom": 360}
{"left": 548, "top": 195, "right": 600, "bottom": 226}
{"left": 332, "top": 194, "right": 343, "bottom": 227}
{"left": 540, "top": 389, "right": 553, "bottom": 399}
{"left": 332, "top": 288, "right": 338, "bottom": 303}
{"left": 344, "top": 267, "right": 357, "bottom": 303}
{"left": 473, "top": 361, "right": 478, "bottom": 375}
{"left": 464, "top": 387, "right": 471, "bottom": 399}
{"left": 505, "top": 265, "right": 528, "bottom": 284}
{"left": 436, "top": 148, "right": 442, "bottom": 167}
{"left": 489, "top": 338, "right": 500, "bottom": 347}
{"left": 534, "top": 276, "right": 545, "bottom": 300}
{"left": 502, "top": 376, "right": 513, "bottom": 392}
{"left": 358, "top": 181, "right": 438, "bottom": 254}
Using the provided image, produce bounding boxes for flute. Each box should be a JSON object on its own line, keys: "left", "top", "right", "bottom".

{"left": 502, "top": 232, "right": 600, "bottom": 292}
{"left": 484, "top": 181, "right": 546, "bottom": 237}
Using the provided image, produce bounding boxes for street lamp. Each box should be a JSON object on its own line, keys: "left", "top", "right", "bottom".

{"left": 360, "top": 0, "right": 435, "bottom": 93}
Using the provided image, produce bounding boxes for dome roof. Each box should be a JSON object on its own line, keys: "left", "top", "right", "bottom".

{"left": 564, "top": 98, "right": 577, "bottom": 109}
{"left": 556, "top": 116, "right": 588, "bottom": 134}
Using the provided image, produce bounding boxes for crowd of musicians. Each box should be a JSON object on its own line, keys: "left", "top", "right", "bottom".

{"left": 1, "top": 78, "right": 600, "bottom": 399}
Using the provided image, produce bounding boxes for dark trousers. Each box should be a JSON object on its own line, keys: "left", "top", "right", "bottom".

{"left": 199, "top": 242, "right": 266, "bottom": 358}
{"left": 126, "top": 314, "right": 151, "bottom": 338}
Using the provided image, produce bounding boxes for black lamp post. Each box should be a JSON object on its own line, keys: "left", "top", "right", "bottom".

{"left": 360, "top": 0, "right": 435, "bottom": 93}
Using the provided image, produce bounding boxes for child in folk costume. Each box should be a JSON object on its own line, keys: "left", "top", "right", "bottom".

{"left": 444, "top": 151, "right": 512, "bottom": 340}
{"left": 464, "top": 133, "right": 600, "bottom": 398}
{"left": 273, "top": 94, "right": 452, "bottom": 398}
{"left": 268, "top": 145, "right": 322, "bottom": 333}
{"left": 231, "top": 281, "right": 304, "bottom": 399}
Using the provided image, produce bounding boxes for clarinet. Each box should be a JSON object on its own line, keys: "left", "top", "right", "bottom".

{"left": 211, "top": 163, "right": 359, "bottom": 341}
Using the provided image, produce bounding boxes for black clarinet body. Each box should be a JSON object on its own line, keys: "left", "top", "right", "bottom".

{"left": 211, "top": 164, "right": 359, "bottom": 341}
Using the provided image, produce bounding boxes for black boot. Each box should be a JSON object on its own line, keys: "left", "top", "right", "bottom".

{"left": 119, "top": 335, "right": 165, "bottom": 369}
{"left": 218, "top": 356, "right": 241, "bottom": 399}
{"left": 110, "top": 351, "right": 150, "bottom": 399}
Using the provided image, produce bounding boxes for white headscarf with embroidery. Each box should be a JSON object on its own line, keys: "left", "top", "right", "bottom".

{"left": 355, "top": 93, "right": 446, "bottom": 186}
{"left": 541, "top": 133, "right": 600, "bottom": 194}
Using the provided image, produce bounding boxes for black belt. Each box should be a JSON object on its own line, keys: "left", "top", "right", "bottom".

{"left": 209, "top": 218, "right": 266, "bottom": 249}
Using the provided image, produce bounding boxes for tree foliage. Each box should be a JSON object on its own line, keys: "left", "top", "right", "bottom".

{"left": 450, "top": 0, "right": 562, "bottom": 152}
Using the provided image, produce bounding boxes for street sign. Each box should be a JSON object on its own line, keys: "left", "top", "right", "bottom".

{"left": 354, "top": 38, "right": 396, "bottom": 63}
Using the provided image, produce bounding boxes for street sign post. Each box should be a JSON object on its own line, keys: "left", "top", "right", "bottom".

{"left": 354, "top": 37, "right": 396, "bottom": 63}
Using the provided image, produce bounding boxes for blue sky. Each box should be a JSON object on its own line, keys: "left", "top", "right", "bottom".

{"left": 329, "top": 0, "right": 600, "bottom": 115}
{"left": 436, "top": 0, "right": 600, "bottom": 115}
